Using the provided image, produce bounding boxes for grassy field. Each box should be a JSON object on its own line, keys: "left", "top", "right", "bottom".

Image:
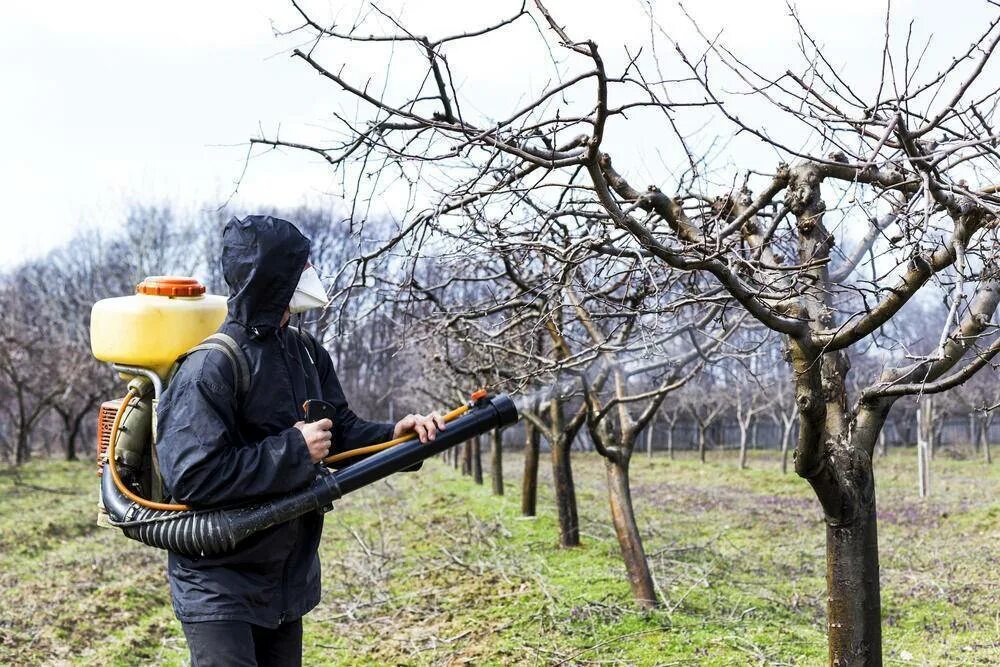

{"left": 0, "top": 449, "right": 997, "bottom": 666}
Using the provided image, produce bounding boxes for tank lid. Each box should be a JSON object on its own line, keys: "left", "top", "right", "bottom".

{"left": 136, "top": 276, "right": 206, "bottom": 297}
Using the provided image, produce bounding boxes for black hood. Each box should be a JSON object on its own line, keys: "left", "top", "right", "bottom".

{"left": 222, "top": 215, "right": 311, "bottom": 332}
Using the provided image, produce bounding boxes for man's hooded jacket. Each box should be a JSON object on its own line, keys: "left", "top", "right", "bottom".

{"left": 156, "top": 215, "right": 395, "bottom": 627}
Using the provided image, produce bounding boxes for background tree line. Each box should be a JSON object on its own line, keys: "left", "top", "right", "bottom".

{"left": 0, "top": 204, "right": 424, "bottom": 466}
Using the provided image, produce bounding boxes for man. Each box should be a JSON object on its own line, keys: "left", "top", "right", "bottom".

{"left": 156, "top": 215, "right": 444, "bottom": 666}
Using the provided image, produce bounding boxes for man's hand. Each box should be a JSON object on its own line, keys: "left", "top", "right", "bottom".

{"left": 294, "top": 418, "right": 333, "bottom": 463}
{"left": 393, "top": 413, "right": 446, "bottom": 443}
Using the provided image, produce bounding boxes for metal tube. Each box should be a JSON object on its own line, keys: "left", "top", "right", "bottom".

{"left": 332, "top": 394, "right": 519, "bottom": 495}
{"left": 112, "top": 364, "right": 163, "bottom": 399}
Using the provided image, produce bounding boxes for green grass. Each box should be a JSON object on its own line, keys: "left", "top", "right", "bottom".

{"left": 1, "top": 449, "right": 997, "bottom": 665}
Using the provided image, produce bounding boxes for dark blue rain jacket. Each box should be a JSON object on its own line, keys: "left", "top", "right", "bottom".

{"left": 156, "top": 215, "right": 395, "bottom": 627}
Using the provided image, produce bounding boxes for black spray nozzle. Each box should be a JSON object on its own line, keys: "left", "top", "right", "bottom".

{"left": 331, "top": 393, "right": 518, "bottom": 495}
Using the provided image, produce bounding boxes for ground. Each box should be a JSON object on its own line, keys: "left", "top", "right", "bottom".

{"left": 0, "top": 449, "right": 997, "bottom": 666}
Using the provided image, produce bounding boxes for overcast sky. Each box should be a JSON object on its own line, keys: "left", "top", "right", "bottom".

{"left": 1, "top": 0, "right": 992, "bottom": 267}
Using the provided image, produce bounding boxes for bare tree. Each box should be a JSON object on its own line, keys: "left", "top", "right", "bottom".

{"left": 258, "top": 2, "right": 1000, "bottom": 661}
{"left": 734, "top": 382, "right": 769, "bottom": 470}
{"left": 769, "top": 378, "right": 799, "bottom": 475}
{"left": 577, "top": 299, "right": 735, "bottom": 607}
{"left": 684, "top": 385, "right": 725, "bottom": 464}
{"left": 953, "top": 372, "right": 998, "bottom": 464}
{"left": 514, "top": 394, "right": 583, "bottom": 546}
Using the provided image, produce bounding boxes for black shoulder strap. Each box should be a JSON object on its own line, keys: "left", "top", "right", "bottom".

{"left": 173, "top": 332, "right": 251, "bottom": 398}
{"left": 286, "top": 325, "right": 318, "bottom": 367}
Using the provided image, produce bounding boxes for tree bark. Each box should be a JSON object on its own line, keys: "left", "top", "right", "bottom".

{"left": 14, "top": 387, "right": 31, "bottom": 466}
{"left": 738, "top": 423, "right": 749, "bottom": 469}
{"left": 15, "top": 431, "right": 29, "bottom": 466}
{"left": 461, "top": 439, "right": 472, "bottom": 476}
{"left": 65, "top": 414, "right": 80, "bottom": 462}
{"left": 53, "top": 397, "right": 100, "bottom": 463}
{"left": 698, "top": 424, "right": 707, "bottom": 464}
{"left": 968, "top": 412, "right": 977, "bottom": 454}
{"left": 522, "top": 422, "right": 539, "bottom": 516}
{"left": 490, "top": 429, "right": 504, "bottom": 495}
{"left": 980, "top": 416, "right": 993, "bottom": 465}
{"left": 605, "top": 456, "right": 657, "bottom": 608}
{"left": 802, "top": 385, "right": 884, "bottom": 667}
{"left": 548, "top": 400, "right": 581, "bottom": 547}
{"left": 825, "top": 495, "right": 882, "bottom": 666}
{"left": 473, "top": 435, "right": 483, "bottom": 484}
{"left": 551, "top": 432, "right": 580, "bottom": 546}
{"left": 780, "top": 415, "right": 794, "bottom": 474}
{"left": 645, "top": 420, "right": 654, "bottom": 460}
{"left": 917, "top": 397, "right": 931, "bottom": 498}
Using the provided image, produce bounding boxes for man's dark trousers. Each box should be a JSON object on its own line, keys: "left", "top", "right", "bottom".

{"left": 181, "top": 619, "right": 302, "bottom": 667}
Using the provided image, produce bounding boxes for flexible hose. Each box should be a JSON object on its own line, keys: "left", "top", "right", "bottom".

{"left": 106, "top": 388, "right": 191, "bottom": 511}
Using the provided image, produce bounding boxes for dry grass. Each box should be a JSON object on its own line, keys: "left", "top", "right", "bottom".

{"left": 0, "top": 448, "right": 997, "bottom": 665}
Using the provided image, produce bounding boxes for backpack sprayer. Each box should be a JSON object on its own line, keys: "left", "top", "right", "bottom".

{"left": 90, "top": 276, "right": 518, "bottom": 557}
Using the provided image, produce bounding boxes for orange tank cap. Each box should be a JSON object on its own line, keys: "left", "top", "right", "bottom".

{"left": 136, "top": 276, "right": 206, "bottom": 297}
{"left": 470, "top": 388, "right": 488, "bottom": 401}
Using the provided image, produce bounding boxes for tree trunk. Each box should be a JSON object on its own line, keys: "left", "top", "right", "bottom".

{"left": 14, "top": 391, "right": 30, "bottom": 465}
{"left": 490, "top": 430, "right": 504, "bottom": 496}
{"left": 968, "top": 412, "right": 977, "bottom": 454}
{"left": 917, "top": 398, "right": 931, "bottom": 498}
{"left": 930, "top": 415, "right": 943, "bottom": 461}
{"left": 65, "top": 416, "right": 80, "bottom": 461}
{"left": 780, "top": 416, "right": 794, "bottom": 474}
{"left": 522, "top": 422, "right": 539, "bottom": 516}
{"left": 738, "top": 422, "right": 749, "bottom": 470}
{"left": 605, "top": 456, "right": 657, "bottom": 609}
{"left": 551, "top": 433, "right": 580, "bottom": 547}
{"left": 15, "top": 431, "right": 29, "bottom": 466}
{"left": 645, "top": 420, "right": 654, "bottom": 460}
{"left": 666, "top": 423, "right": 674, "bottom": 460}
{"left": 803, "top": 437, "right": 883, "bottom": 666}
{"left": 473, "top": 435, "right": 483, "bottom": 484}
{"left": 547, "top": 400, "right": 581, "bottom": 547}
{"left": 461, "top": 439, "right": 472, "bottom": 476}
{"left": 825, "top": 502, "right": 882, "bottom": 666}
{"left": 790, "top": 164, "right": 883, "bottom": 665}
{"left": 56, "top": 409, "right": 81, "bottom": 462}
{"left": 698, "top": 425, "right": 706, "bottom": 464}
{"left": 980, "top": 417, "right": 993, "bottom": 465}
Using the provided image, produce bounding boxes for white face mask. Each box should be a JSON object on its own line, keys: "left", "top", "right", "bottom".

{"left": 288, "top": 265, "right": 329, "bottom": 314}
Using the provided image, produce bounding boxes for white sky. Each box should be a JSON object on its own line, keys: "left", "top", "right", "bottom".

{"left": 1, "top": 0, "right": 992, "bottom": 267}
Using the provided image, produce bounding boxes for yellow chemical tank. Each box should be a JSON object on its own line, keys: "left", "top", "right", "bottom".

{"left": 90, "top": 276, "right": 227, "bottom": 378}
